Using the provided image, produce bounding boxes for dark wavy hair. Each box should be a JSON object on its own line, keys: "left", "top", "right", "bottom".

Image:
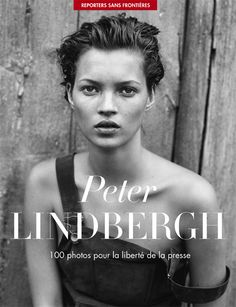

{"left": 57, "top": 13, "right": 164, "bottom": 100}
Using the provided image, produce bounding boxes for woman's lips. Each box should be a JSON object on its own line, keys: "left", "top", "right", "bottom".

{"left": 94, "top": 120, "right": 120, "bottom": 134}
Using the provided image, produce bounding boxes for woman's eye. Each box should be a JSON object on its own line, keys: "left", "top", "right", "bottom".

{"left": 81, "top": 86, "right": 98, "bottom": 96}
{"left": 120, "top": 87, "right": 137, "bottom": 97}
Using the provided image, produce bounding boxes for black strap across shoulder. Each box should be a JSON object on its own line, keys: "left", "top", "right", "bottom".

{"left": 169, "top": 265, "right": 230, "bottom": 304}
{"left": 55, "top": 153, "right": 79, "bottom": 212}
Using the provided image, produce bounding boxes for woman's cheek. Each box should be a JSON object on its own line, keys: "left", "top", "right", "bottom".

{"left": 127, "top": 104, "right": 146, "bottom": 122}
{"left": 74, "top": 97, "right": 94, "bottom": 116}
{"left": 73, "top": 108, "right": 91, "bottom": 134}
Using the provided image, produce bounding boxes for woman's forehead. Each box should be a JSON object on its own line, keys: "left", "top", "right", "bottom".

{"left": 75, "top": 48, "right": 145, "bottom": 83}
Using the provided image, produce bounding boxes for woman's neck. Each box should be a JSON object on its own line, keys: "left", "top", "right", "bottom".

{"left": 87, "top": 136, "right": 145, "bottom": 185}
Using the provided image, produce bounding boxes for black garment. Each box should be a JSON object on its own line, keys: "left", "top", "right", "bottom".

{"left": 55, "top": 154, "right": 230, "bottom": 307}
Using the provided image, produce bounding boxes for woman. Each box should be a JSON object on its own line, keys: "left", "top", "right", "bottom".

{"left": 25, "top": 14, "right": 229, "bottom": 307}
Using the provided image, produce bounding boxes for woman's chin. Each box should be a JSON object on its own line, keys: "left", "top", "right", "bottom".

{"left": 88, "top": 136, "right": 129, "bottom": 150}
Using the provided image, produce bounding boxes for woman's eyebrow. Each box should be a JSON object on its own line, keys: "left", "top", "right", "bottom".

{"left": 78, "top": 78, "right": 100, "bottom": 85}
{"left": 78, "top": 78, "right": 141, "bottom": 86}
{"left": 118, "top": 80, "right": 141, "bottom": 86}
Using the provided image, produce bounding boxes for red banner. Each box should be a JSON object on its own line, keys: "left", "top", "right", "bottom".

{"left": 74, "top": 0, "right": 158, "bottom": 10}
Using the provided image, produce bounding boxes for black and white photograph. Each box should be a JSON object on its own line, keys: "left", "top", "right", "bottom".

{"left": 0, "top": 0, "right": 235, "bottom": 306}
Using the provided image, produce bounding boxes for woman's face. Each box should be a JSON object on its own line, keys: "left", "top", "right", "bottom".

{"left": 69, "top": 48, "right": 151, "bottom": 149}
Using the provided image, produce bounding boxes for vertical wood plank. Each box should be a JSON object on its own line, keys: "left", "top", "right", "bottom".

{"left": 74, "top": 0, "right": 186, "bottom": 159}
{"left": 173, "top": 0, "right": 214, "bottom": 172}
{"left": 0, "top": 1, "right": 31, "bottom": 304}
{"left": 200, "top": 0, "right": 236, "bottom": 306}
{"left": 0, "top": 0, "right": 78, "bottom": 305}
{"left": 20, "top": 0, "right": 78, "bottom": 157}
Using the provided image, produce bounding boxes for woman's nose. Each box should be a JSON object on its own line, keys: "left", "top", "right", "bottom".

{"left": 97, "top": 92, "right": 118, "bottom": 116}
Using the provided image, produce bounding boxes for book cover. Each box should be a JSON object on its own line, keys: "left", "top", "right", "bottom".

{"left": 0, "top": 0, "right": 235, "bottom": 306}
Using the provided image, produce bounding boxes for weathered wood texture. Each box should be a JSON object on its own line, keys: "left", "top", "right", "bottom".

{"left": 173, "top": 0, "right": 215, "bottom": 172}
{"left": 0, "top": 0, "right": 236, "bottom": 306}
{"left": 0, "top": 0, "right": 77, "bottom": 305}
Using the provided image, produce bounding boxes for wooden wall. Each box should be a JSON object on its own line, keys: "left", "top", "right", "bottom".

{"left": 0, "top": 0, "right": 235, "bottom": 306}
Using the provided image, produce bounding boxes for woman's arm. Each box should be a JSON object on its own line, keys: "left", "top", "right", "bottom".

{"left": 184, "top": 181, "right": 227, "bottom": 307}
{"left": 24, "top": 162, "right": 63, "bottom": 307}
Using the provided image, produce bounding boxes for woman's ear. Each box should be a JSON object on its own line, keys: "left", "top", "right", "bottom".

{"left": 145, "top": 89, "right": 155, "bottom": 111}
{"left": 66, "top": 83, "right": 75, "bottom": 109}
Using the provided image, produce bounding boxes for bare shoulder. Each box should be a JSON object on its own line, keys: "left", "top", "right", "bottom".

{"left": 146, "top": 150, "right": 218, "bottom": 212}
{"left": 26, "top": 158, "right": 57, "bottom": 190}
{"left": 171, "top": 169, "right": 217, "bottom": 213}
{"left": 25, "top": 158, "right": 59, "bottom": 212}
